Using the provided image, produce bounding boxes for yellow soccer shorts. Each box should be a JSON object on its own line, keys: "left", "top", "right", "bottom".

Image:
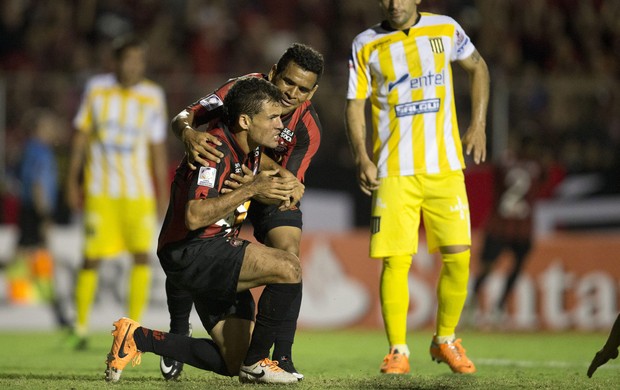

{"left": 83, "top": 196, "right": 157, "bottom": 259}
{"left": 370, "top": 171, "right": 471, "bottom": 258}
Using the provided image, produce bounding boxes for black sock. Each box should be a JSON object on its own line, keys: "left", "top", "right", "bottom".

{"left": 134, "top": 327, "right": 229, "bottom": 376}
{"left": 244, "top": 283, "right": 301, "bottom": 365}
{"left": 272, "top": 282, "right": 302, "bottom": 360}
{"left": 165, "top": 278, "right": 193, "bottom": 335}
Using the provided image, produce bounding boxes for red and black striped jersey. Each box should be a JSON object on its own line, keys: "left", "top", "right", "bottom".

{"left": 187, "top": 73, "right": 322, "bottom": 182}
{"left": 485, "top": 152, "right": 545, "bottom": 241}
{"left": 158, "top": 125, "right": 260, "bottom": 251}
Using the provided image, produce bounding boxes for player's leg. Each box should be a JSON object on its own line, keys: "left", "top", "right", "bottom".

{"left": 74, "top": 196, "right": 124, "bottom": 348}
{"left": 105, "top": 317, "right": 230, "bottom": 382}
{"left": 236, "top": 243, "right": 301, "bottom": 384}
{"left": 262, "top": 224, "right": 304, "bottom": 378}
{"left": 497, "top": 240, "right": 532, "bottom": 310}
{"left": 125, "top": 197, "right": 157, "bottom": 322}
{"left": 472, "top": 234, "right": 503, "bottom": 306}
{"left": 370, "top": 176, "right": 421, "bottom": 374}
{"left": 423, "top": 171, "right": 475, "bottom": 374}
{"left": 159, "top": 277, "right": 194, "bottom": 380}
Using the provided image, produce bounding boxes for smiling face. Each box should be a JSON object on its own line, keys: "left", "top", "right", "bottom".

{"left": 269, "top": 61, "right": 318, "bottom": 115}
{"left": 245, "top": 100, "right": 284, "bottom": 149}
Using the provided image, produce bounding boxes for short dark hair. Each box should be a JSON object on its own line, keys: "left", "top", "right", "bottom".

{"left": 274, "top": 43, "right": 324, "bottom": 84}
{"left": 112, "top": 34, "right": 146, "bottom": 60}
{"left": 224, "top": 77, "right": 284, "bottom": 126}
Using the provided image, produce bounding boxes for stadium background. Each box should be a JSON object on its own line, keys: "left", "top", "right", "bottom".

{"left": 0, "top": 1, "right": 619, "bottom": 332}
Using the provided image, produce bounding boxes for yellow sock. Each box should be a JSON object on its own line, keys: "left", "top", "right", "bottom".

{"left": 75, "top": 269, "right": 98, "bottom": 334}
{"left": 380, "top": 255, "right": 412, "bottom": 347}
{"left": 128, "top": 264, "right": 151, "bottom": 321}
{"left": 436, "top": 250, "right": 470, "bottom": 337}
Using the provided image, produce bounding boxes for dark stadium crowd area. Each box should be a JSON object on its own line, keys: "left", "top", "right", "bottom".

{"left": 1, "top": 0, "right": 619, "bottom": 226}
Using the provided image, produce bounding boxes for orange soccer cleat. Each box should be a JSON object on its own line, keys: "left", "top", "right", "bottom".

{"left": 430, "top": 337, "right": 476, "bottom": 374}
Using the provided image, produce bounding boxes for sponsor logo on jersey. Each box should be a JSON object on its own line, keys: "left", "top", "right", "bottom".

{"left": 395, "top": 98, "right": 440, "bottom": 117}
{"left": 199, "top": 94, "right": 223, "bottom": 111}
{"left": 197, "top": 166, "right": 217, "bottom": 188}
{"left": 410, "top": 70, "right": 445, "bottom": 89}
{"left": 388, "top": 74, "right": 409, "bottom": 92}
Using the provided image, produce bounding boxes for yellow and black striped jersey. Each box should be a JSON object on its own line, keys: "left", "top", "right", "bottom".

{"left": 73, "top": 73, "right": 167, "bottom": 199}
{"left": 347, "top": 12, "right": 476, "bottom": 177}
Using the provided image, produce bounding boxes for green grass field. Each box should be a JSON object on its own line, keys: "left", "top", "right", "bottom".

{"left": 0, "top": 328, "right": 618, "bottom": 389}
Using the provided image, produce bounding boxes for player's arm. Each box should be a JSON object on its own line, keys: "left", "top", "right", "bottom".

{"left": 185, "top": 167, "right": 294, "bottom": 230}
{"left": 345, "top": 98, "right": 379, "bottom": 196}
{"left": 457, "top": 49, "right": 490, "bottom": 165}
{"left": 150, "top": 141, "right": 169, "bottom": 219}
{"left": 171, "top": 108, "right": 224, "bottom": 170}
{"left": 66, "top": 130, "right": 88, "bottom": 212}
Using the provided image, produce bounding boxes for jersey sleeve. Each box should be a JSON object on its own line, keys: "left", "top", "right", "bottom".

{"left": 347, "top": 33, "right": 372, "bottom": 100}
{"left": 451, "top": 18, "right": 475, "bottom": 62}
{"left": 72, "top": 78, "right": 95, "bottom": 134}
{"left": 286, "top": 105, "right": 322, "bottom": 181}
{"left": 149, "top": 85, "right": 169, "bottom": 143}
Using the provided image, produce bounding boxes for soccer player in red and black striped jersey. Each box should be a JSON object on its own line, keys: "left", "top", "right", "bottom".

{"left": 163, "top": 43, "right": 324, "bottom": 380}
{"left": 472, "top": 134, "right": 558, "bottom": 324}
{"left": 105, "top": 77, "right": 303, "bottom": 384}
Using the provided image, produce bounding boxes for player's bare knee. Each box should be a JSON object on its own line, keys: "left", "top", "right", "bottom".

{"left": 279, "top": 252, "right": 302, "bottom": 283}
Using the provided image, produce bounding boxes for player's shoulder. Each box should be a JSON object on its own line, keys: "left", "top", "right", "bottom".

{"left": 84, "top": 73, "right": 115, "bottom": 90}
{"left": 136, "top": 78, "right": 166, "bottom": 95}
{"left": 352, "top": 22, "right": 389, "bottom": 45}
{"left": 417, "top": 12, "right": 459, "bottom": 28}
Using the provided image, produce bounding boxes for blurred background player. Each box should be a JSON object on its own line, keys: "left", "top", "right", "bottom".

{"left": 160, "top": 42, "right": 324, "bottom": 380}
{"left": 9, "top": 108, "right": 68, "bottom": 327}
{"left": 470, "top": 134, "right": 559, "bottom": 326}
{"left": 66, "top": 34, "right": 169, "bottom": 349}
{"left": 345, "top": 0, "right": 489, "bottom": 375}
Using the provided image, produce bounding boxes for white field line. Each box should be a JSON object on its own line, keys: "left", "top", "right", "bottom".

{"left": 476, "top": 358, "right": 599, "bottom": 370}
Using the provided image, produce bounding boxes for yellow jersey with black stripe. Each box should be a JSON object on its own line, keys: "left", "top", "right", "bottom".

{"left": 347, "top": 12, "right": 476, "bottom": 178}
{"left": 73, "top": 73, "right": 167, "bottom": 199}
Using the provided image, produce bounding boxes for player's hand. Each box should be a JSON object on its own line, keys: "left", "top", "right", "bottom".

{"left": 276, "top": 168, "right": 304, "bottom": 210}
{"left": 587, "top": 346, "right": 619, "bottom": 377}
{"left": 357, "top": 159, "right": 380, "bottom": 196}
{"left": 462, "top": 124, "right": 487, "bottom": 164}
{"left": 250, "top": 167, "right": 296, "bottom": 202}
{"left": 182, "top": 127, "right": 224, "bottom": 170}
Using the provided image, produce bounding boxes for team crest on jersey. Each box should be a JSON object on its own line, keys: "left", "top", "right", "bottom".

{"left": 197, "top": 166, "right": 217, "bottom": 187}
{"left": 370, "top": 217, "right": 381, "bottom": 234}
{"left": 199, "top": 94, "right": 223, "bottom": 110}
{"left": 429, "top": 37, "right": 444, "bottom": 54}
{"left": 233, "top": 162, "right": 242, "bottom": 174}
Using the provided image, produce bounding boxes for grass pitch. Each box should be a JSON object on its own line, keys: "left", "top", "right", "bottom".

{"left": 0, "top": 328, "right": 618, "bottom": 389}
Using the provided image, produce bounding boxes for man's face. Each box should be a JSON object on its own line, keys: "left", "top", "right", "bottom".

{"left": 270, "top": 62, "right": 318, "bottom": 115}
{"left": 117, "top": 47, "right": 146, "bottom": 87}
{"left": 247, "top": 100, "right": 284, "bottom": 149}
{"left": 379, "top": 0, "right": 421, "bottom": 30}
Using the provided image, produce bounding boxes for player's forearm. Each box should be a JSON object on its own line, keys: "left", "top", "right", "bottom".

{"left": 345, "top": 99, "right": 371, "bottom": 164}
{"left": 185, "top": 187, "right": 254, "bottom": 230}
{"left": 469, "top": 55, "right": 490, "bottom": 130}
{"left": 171, "top": 110, "right": 195, "bottom": 141}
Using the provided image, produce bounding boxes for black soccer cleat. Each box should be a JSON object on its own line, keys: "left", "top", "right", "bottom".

{"left": 160, "top": 323, "right": 192, "bottom": 380}
{"left": 160, "top": 356, "right": 184, "bottom": 380}
{"left": 276, "top": 355, "right": 304, "bottom": 381}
